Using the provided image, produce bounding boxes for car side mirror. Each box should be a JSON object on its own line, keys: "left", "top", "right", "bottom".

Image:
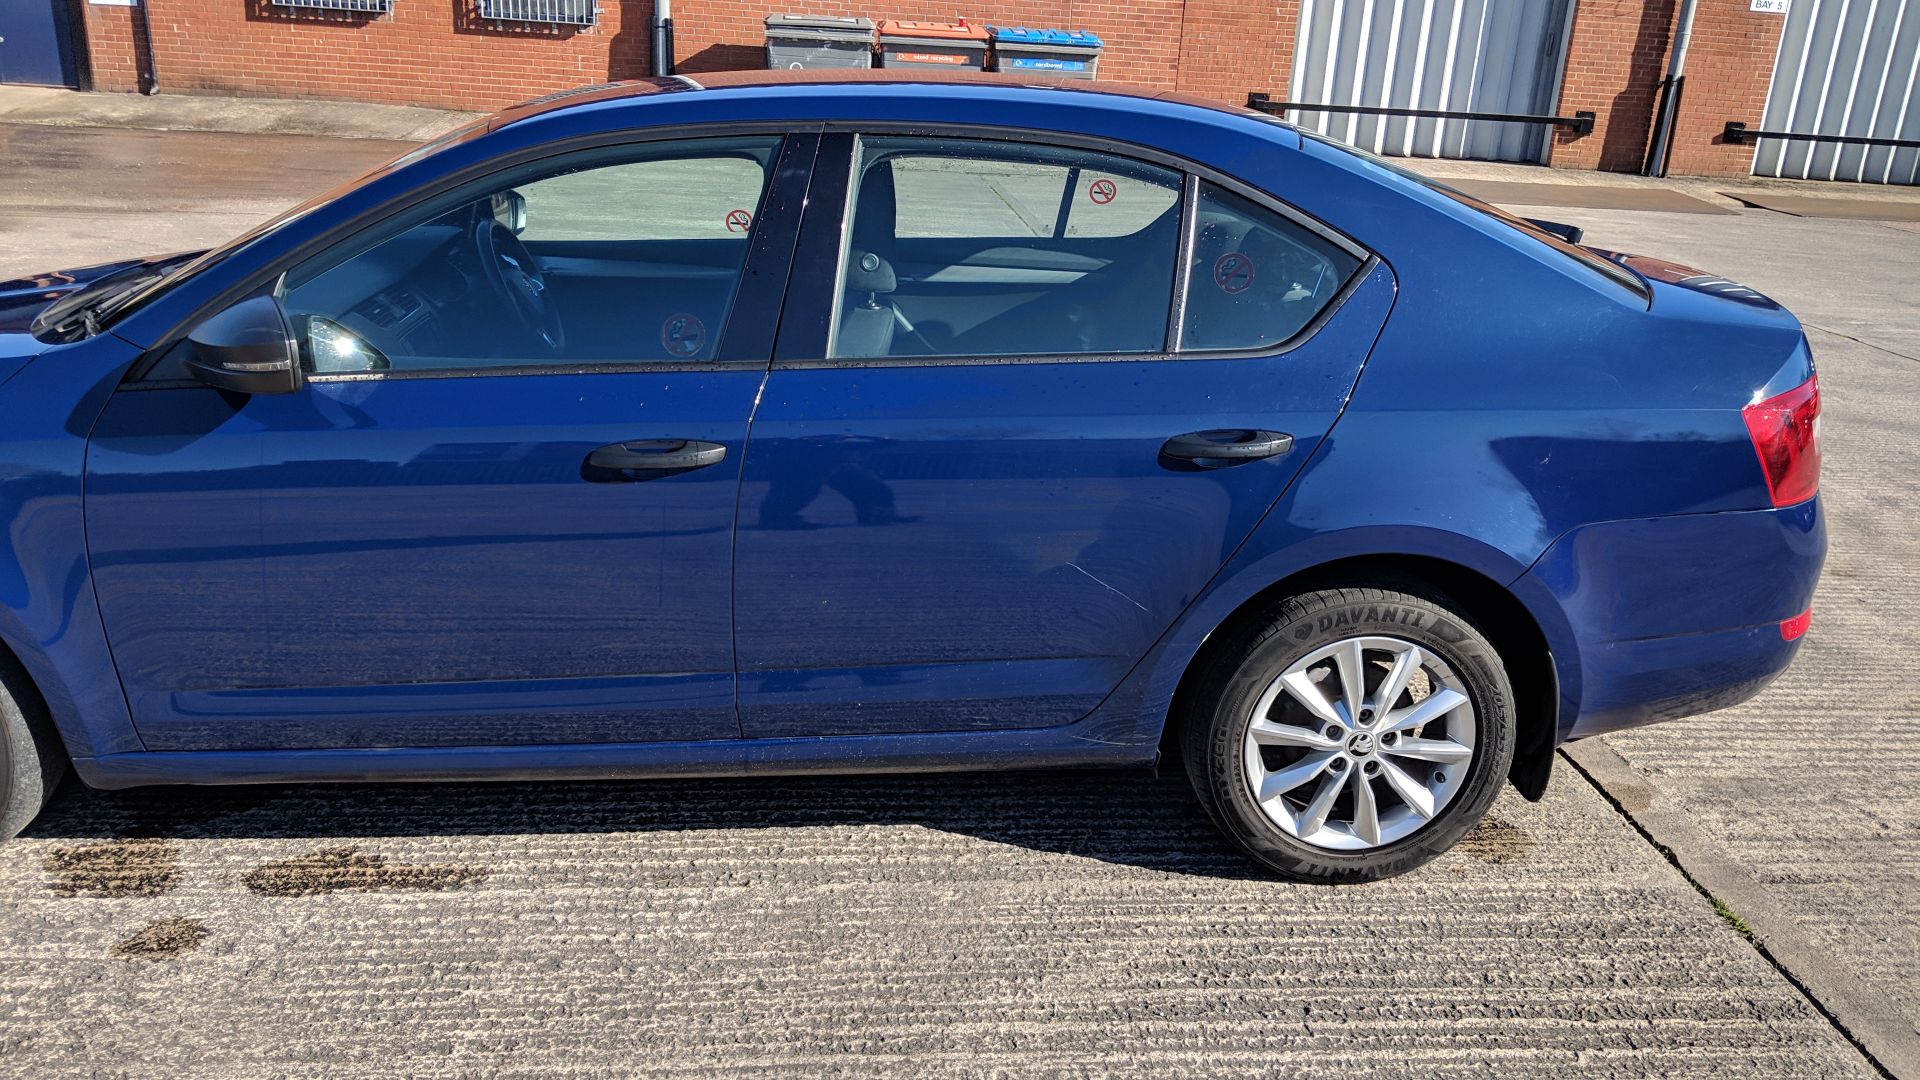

{"left": 493, "top": 189, "right": 528, "bottom": 235}
{"left": 183, "top": 294, "right": 303, "bottom": 395}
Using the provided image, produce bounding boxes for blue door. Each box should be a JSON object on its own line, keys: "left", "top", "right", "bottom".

{"left": 732, "top": 135, "right": 1393, "bottom": 738}
{"left": 85, "top": 135, "right": 806, "bottom": 751}
{"left": 0, "top": 0, "right": 80, "bottom": 87}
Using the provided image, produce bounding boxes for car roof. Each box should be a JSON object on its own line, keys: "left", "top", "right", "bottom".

{"left": 487, "top": 70, "right": 1282, "bottom": 132}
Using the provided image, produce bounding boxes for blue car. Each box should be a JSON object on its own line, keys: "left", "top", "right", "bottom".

{"left": 0, "top": 73, "right": 1823, "bottom": 881}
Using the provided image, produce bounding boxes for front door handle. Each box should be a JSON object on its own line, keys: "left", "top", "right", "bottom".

{"left": 1161, "top": 429, "right": 1294, "bottom": 467}
{"left": 585, "top": 439, "right": 727, "bottom": 476}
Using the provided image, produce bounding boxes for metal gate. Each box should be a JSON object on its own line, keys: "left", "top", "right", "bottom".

{"left": 0, "top": 0, "right": 81, "bottom": 88}
{"left": 1287, "top": 0, "right": 1576, "bottom": 163}
{"left": 1754, "top": 0, "right": 1920, "bottom": 183}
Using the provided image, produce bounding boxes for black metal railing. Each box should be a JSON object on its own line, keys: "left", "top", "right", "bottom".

{"left": 1248, "top": 93, "right": 1595, "bottom": 137}
{"left": 1723, "top": 121, "right": 1920, "bottom": 151}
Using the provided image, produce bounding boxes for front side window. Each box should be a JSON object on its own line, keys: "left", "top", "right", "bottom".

{"left": 277, "top": 135, "right": 782, "bottom": 374}
{"left": 829, "top": 137, "right": 1184, "bottom": 360}
{"left": 1181, "top": 182, "right": 1364, "bottom": 352}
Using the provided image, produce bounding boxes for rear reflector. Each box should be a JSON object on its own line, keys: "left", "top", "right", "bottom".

{"left": 1781, "top": 608, "right": 1812, "bottom": 641}
{"left": 1742, "top": 374, "right": 1821, "bottom": 507}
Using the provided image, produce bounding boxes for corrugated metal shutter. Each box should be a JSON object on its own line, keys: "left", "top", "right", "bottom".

{"left": 1754, "top": 0, "right": 1920, "bottom": 184}
{"left": 1287, "top": 0, "right": 1575, "bottom": 163}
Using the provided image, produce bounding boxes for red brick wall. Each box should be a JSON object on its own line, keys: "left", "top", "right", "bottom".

{"left": 81, "top": 0, "right": 1231, "bottom": 109}
{"left": 86, "top": 0, "right": 657, "bottom": 109}
{"left": 1661, "top": 0, "right": 1787, "bottom": 177}
{"left": 80, "top": 2, "right": 149, "bottom": 93}
{"left": 76, "top": 0, "right": 1788, "bottom": 178}
{"left": 1174, "top": 0, "right": 1295, "bottom": 104}
{"left": 1551, "top": 0, "right": 1677, "bottom": 172}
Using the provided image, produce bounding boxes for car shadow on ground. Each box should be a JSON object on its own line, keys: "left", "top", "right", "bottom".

{"left": 22, "top": 766, "right": 1273, "bottom": 880}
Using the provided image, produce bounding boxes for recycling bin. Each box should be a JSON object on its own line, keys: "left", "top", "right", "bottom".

{"left": 988, "top": 26, "right": 1103, "bottom": 79}
{"left": 876, "top": 19, "right": 989, "bottom": 70}
{"left": 765, "top": 15, "right": 876, "bottom": 70}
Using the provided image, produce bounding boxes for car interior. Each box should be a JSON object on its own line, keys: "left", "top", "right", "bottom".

{"left": 277, "top": 143, "right": 780, "bottom": 373}
{"left": 831, "top": 151, "right": 1183, "bottom": 359}
{"left": 265, "top": 136, "right": 1358, "bottom": 376}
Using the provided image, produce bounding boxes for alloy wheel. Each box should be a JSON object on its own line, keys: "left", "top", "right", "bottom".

{"left": 1240, "top": 635, "right": 1477, "bottom": 851}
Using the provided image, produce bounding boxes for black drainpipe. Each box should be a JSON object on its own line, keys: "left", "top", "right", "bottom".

{"left": 135, "top": 0, "right": 161, "bottom": 94}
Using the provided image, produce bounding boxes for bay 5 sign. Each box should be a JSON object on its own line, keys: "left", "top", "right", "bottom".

{"left": 0, "top": 73, "right": 1823, "bottom": 883}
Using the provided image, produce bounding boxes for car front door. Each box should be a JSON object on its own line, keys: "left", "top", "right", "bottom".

{"left": 85, "top": 133, "right": 814, "bottom": 751}
{"left": 732, "top": 133, "right": 1395, "bottom": 738}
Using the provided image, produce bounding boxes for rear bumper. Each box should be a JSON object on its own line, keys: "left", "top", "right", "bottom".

{"left": 1521, "top": 498, "right": 1825, "bottom": 740}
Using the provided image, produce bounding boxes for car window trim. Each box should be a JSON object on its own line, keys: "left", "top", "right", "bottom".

{"left": 772, "top": 122, "right": 1376, "bottom": 371}
{"left": 121, "top": 121, "right": 826, "bottom": 384}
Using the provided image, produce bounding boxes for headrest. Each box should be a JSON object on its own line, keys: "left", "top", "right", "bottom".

{"left": 845, "top": 249, "right": 897, "bottom": 295}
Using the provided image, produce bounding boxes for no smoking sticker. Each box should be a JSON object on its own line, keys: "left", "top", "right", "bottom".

{"left": 725, "top": 209, "right": 753, "bottom": 233}
{"left": 1088, "top": 179, "right": 1117, "bottom": 204}
{"left": 1213, "top": 251, "right": 1255, "bottom": 295}
{"left": 661, "top": 313, "right": 706, "bottom": 358}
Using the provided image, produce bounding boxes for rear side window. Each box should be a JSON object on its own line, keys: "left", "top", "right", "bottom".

{"left": 829, "top": 137, "right": 1184, "bottom": 359}
{"left": 1182, "top": 182, "right": 1364, "bottom": 352}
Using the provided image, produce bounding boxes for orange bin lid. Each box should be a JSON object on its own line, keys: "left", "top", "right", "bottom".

{"left": 877, "top": 18, "right": 988, "bottom": 40}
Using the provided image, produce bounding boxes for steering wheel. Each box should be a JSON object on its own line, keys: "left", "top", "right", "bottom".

{"left": 473, "top": 215, "right": 566, "bottom": 353}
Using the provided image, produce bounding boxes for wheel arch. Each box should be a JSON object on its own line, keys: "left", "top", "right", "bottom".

{"left": 1163, "top": 552, "right": 1562, "bottom": 801}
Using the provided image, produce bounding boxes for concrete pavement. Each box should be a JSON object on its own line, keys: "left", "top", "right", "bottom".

{"left": 0, "top": 770, "right": 1874, "bottom": 1076}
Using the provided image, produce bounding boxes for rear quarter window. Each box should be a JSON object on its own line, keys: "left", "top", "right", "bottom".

{"left": 1299, "top": 131, "right": 1648, "bottom": 301}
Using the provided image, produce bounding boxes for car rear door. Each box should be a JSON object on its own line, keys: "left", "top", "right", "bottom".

{"left": 731, "top": 132, "right": 1396, "bottom": 738}
{"left": 84, "top": 132, "right": 815, "bottom": 751}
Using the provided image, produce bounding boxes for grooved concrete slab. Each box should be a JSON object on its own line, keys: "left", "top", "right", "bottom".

{"left": 0, "top": 773, "right": 1873, "bottom": 1076}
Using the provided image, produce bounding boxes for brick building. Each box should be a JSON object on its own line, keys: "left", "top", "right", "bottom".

{"left": 7, "top": 0, "right": 1917, "bottom": 181}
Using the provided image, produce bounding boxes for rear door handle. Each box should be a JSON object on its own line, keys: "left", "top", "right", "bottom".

{"left": 1161, "top": 429, "right": 1294, "bottom": 467}
{"left": 585, "top": 439, "right": 728, "bottom": 476}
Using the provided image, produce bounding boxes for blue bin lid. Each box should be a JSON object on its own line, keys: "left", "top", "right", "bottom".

{"left": 987, "top": 26, "right": 1103, "bottom": 48}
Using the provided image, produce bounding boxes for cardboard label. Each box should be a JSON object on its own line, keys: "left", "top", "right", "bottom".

{"left": 1006, "top": 58, "right": 1089, "bottom": 71}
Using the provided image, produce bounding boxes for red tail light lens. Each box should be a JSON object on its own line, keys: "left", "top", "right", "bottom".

{"left": 1742, "top": 375, "right": 1821, "bottom": 507}
{"left": 1780, "top": 608, "right": 1812, "bottom": 641}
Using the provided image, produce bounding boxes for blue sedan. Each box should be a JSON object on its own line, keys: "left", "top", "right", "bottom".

{"left": 0, "top": 72, "right": 1824, "bottom": 881}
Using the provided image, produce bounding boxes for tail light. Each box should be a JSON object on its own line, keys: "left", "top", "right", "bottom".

{"left": 1742, "top": 374, "right": 1821, "bottom": 507}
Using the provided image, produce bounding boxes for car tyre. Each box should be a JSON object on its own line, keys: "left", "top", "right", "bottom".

{"left": 1182, "top": 585, "right": 1514, "bottom": 883}
{"left": 0, "top": 652, "right": 65, "bottom": 842}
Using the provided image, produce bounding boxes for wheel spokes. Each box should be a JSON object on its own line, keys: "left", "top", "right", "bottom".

{"left": 1276, "top": 670, "right": 1343, "bottom": 728}
{"left": 1377, "top": 686, "right": 1468, "bottom": 735}
{"left": 1379, "top": 758, "right": 1436, "bottom": 819}
{"left": 1332, "top": 639, "right": 1367, "bottom": 727}
{"left": 1248, "top": 718, "right": 1343, "bottom": 753}
{"left": 1243, "top": 633, "right": 1477, "bottom": 851}
{"left": 1371, "top": 645, "right": 1423, "bottom": 716}
{"left": 1258, "top": 750, "right": 1336, "bottom": 802}
{"left": 1295, "top": 765, "right": 1347, "bottom": 837}
{"left": 1384, "top": 736, "right": 1473, "bottom": 764}
{"left": 1350, "top": 769, "right": 1381, "bottom": 845}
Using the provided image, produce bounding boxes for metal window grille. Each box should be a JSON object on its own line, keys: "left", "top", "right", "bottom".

{"left": 476, "top": 0, "right": 599, "bottom": 26}
{"left": 269, "top": 0, "right": 392, "bottom": 13}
